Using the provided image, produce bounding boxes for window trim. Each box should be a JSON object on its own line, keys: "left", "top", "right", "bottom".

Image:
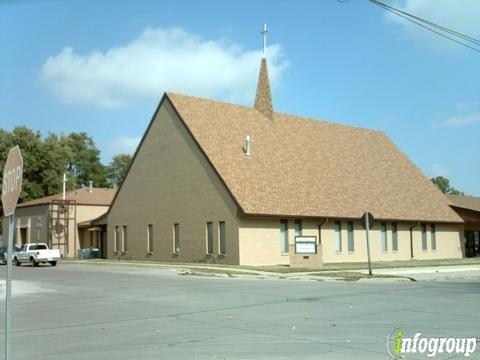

{"left": 173, "top": 223, "right": 180, "bottom": 254}
{"left": 122, "top": 225, "right": 128, "bottom": 253}
{"left": 391, "top": 222, "right": 398, "bottom": 252}
{"left": 147, "top": 224, "right": 154, "bottom": 254}
{"left": 114, "top": 226, "right": 120, "bottom": 253}
{"left": 347, "top": 221, "right": 354, "bottom": 252}
{"left": 381, "top": 222, "right": 388, "bottom": 252}
{"left": 218, "top": 221, "right": 226, "bottom": 255}
{"left": 206, "top": 222, "right": 214, "bottom": 255}
{"left": 280, "top": 219, "right": 289, "bottom": 254}
{"left": 334, "top": 221, "right": 342, "bottom": 252}
{"left": 294, "top": 219, "right": 302, "bottom": 237}
{"left": 430, "top": 224, "right": 436, "bottom": 251}
{"left": 421, "top": 223, "right": 428, "bottom": 251}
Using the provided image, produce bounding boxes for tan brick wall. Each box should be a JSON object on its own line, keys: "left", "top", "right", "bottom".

{"left": 107, "top": 99, "right": 240, "bottom": 264}
{"left": 311, "top": 220, "right": 463, "bottom": 263}
{"left": 239, "top": 217, "right": 464, "bottom": 265}
{"left": 239, "top": 218, "right": 322, "bottom": 266}
{"left": 239, "top": 218, "right": 289, "bottom": 266}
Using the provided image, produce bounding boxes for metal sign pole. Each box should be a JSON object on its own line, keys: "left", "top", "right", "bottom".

{"left": 365, "top": 213, "right": 373, "bottom": 276}
{"left": 4, "top": 214, "right": 15, "bottom": 360}
{"left": 2, "top": 145, "right": 23, "bottom": 360}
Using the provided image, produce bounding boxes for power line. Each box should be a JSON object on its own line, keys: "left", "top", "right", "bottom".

{"left": 368, "top": 0, "right": 480, "bottom": 54}
{"left": 370, "top": 0, "right": 480, "bottom": 46}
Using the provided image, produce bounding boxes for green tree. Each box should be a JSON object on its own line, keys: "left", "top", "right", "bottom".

{"left": 42, "top": 133, "right": 77, "bottom": 194}
{"left": 65, "top": 132, "right": 107, "bottom": 188}
{"left": 107, "top": 153, "right": 132, "bottom": 188}
{"left": 0, "top": 127, "right": 110, "bottom": 207}
{"left": 431, "top": 176, "right": 464, "bottom": 195}
{"left": 0, "top": 126, "right": 46, "bottom": 202}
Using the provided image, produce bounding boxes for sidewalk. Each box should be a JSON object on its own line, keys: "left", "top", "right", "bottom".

{"left": 64, "top": 258, "right": 480, "bottom": 282}
{"left": 352, "top": 264, "right": 480, "bottom": 275}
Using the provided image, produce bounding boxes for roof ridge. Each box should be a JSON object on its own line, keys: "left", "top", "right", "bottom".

{"left": 166, "top": 92, "right": 254, "bottom": 111}
{"left": 167, "top": 92, "right": 380, "bottom": 133}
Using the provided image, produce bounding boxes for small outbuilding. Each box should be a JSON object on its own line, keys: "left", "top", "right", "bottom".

{"left": 448, "top": 195, "right": 480, "bottom": 257}
{"left": 3, "top": 186, "right": 116, "bottom": 258}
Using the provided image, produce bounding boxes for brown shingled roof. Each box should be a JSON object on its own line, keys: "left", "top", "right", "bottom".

{"left": 166, "top": 92, "right": 462, "bottom": 223}
{"left": 448, "top": 195, "right": 480, "bottom": 213}
{"left": 18, "top": 188, "right": 116, "bottom": 208}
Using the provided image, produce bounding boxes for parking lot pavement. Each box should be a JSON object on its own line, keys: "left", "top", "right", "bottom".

{"left": 1, "top": 263, "right": 479, "bottom": 360}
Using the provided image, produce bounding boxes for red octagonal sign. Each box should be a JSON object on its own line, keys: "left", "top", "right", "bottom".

{"left": 2, "top": 145, "right": 23, "bottom": 217}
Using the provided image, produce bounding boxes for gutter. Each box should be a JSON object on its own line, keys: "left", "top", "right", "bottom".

{"left": 409, "top": 221, "right": 420, "bottom": 258}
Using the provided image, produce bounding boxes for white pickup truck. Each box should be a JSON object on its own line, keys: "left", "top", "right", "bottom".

{"left": 14, "top": 243, "right": 61, "bottom": 267}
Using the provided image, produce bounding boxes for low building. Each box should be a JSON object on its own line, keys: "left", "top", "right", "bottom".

{"left": 448, "top": 195, "right": 480, "bottom": 257}
{"left": 103, "top": 52, "right": 465, "bottom": 267}
{"left": 3, "top": 186, "right": 116, "bottom": 258}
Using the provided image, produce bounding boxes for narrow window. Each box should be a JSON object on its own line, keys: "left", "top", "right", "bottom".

{"left": 431, "top": 224, "right": 436, "bottom": 251}
{"left": 122, "top": 225, "right": 128, "bottom": 252}
{"left": 280, "top": 219, "right": 289, "bottom": 253}
{"left": 421, "top": 223, "right": 427, "bottom": 251}
{"left": 392, "top": 223, "right": 398, "bottom": 252}
{"left": 147, "top": 224, "right": 153, "bottom": 253}
{"left": 206, "top": 222, "right": 213, "bottom": 254}
{"left": 381, "top": 223, "right": 388, "bottom": 251}
{"left": 318, "top": 224, "right": 322, "bottom": 245}
{"left": 294, "top": 220, "right": 302, "bottom": 237}
{"left": 219, "top": 221, "right": 226, "bottom": 255}
{"left": 347, "top": 221, "right": 354, "bottom": 252}
{"left": 173, "top": 223, "right": 180, "bottom": 254}
{"left": 115, "top": 226, "right": 120, "bottom": 252}
{"left": 335, "top": 221, "right": 342, "bottom": 252}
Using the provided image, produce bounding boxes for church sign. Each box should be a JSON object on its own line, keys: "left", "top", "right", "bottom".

{"left": 295, "top": 236, "right": 317, "bottom": 254}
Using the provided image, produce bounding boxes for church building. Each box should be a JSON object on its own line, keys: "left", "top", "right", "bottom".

{"left": 104, "top": 29, "right": 464, "bottom": 266}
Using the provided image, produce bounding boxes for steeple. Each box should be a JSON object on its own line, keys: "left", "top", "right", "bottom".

{"left": 254, "top": 24, "right": 274, "bottom": 120}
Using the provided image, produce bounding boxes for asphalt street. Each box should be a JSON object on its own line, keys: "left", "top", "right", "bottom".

{"left": 0, "top": 263, "right": 479, "bottom": 359}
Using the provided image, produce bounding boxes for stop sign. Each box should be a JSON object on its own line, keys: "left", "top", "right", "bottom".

{"left": 2, "top": 145, "right": 23, "bottom": 217}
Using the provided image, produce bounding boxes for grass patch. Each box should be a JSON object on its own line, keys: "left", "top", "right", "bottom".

{"left": 243, "top": 258, "right": 480, "bottom": 273}
{"left": 64, "top": 257, "right": 480, "bottom": 274}
{"left": 310, "top": 271, "right": 412, "bottom": 282}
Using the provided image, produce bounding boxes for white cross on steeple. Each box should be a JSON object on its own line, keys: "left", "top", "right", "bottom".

{"left": 261, "top": 24, "right": 268, "bottom": 58}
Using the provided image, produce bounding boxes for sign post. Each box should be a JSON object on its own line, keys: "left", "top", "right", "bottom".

{"left": 361, "top": 212, "right": 374, "bottom": 276}
{"left": 2, "top": 145, "right": 23, "bottom": 360}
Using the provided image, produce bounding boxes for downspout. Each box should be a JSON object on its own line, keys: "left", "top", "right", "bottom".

{"left": 409, "top": 221, "right": 420, "bottom": 259}
{"left": 318, "top": 218, "right": 329, "bottom": 246}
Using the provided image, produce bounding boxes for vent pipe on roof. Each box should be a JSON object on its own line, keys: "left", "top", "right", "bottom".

{"left": 244, "top": 135, "right": 253, "bottom": 157}
{"left": 88, "top": 181, "right": 93, "bottom": 193}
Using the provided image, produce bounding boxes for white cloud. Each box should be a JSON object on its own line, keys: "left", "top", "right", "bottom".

{"left": 455, "top": 102, "right": 476, "bottom": 112}
{"left": 39, "top": 27, "right": 289, "bottom": 108}
{"left": 430, "top": 164, "right": 449, "bottom": 177}
{"left": 442, "top": 113, "right": 480, "bottom": 126}
{"left": 384, "top": 0, "right": 480, "bottom": 51}
{"left": 439, "top": 102, "right": 480, "bottom": 127}
{"left": 109, "top": 135, "right": 141, "bottom": 155}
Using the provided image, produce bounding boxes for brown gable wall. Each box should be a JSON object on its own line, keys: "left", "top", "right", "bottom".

{"left": 106, "top": 98, "right": 240, "bottom": 264}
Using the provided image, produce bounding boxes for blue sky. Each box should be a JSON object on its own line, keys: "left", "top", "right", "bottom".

{"left": 1, "top": 0, "right": 479, "bottom": 195}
